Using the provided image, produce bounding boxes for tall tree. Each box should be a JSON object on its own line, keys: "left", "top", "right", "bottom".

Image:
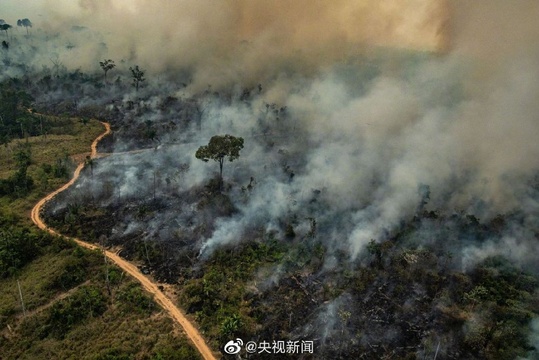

{"left": 99, "top": 59, "right": 115, "bottom": 83}
{"left": 129, "top": 65, "right": 145, "bottom": 91}
{"left": 195, "top": 134, "right": 244, "bottom": 190}
{"left": 0, "top": 24, "right": 12, "bottom": 39}
{"left": 17, "top": 18, "right": 32, "bottom": 35}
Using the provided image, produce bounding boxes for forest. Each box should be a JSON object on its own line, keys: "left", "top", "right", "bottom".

{"left": 2, "top": 1, "right": 539, "bottom": 359}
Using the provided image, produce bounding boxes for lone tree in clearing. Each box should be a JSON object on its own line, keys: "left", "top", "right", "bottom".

{"left": 196, "top": 134, "right": 244, "bottom": 190}
{"left": 99, "top": 59, "right": 115, "bottom": 83}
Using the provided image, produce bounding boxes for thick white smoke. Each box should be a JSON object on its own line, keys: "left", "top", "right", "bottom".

{"left": 6, "top": 0, "right": 539, "bottom": 261}
{"left": 3, "top": 0, "right": 448, "bottom": 88}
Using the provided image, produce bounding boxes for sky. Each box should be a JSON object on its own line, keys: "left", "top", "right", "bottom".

{"left": 1, "top": 0, "right": 451, "bottom": 90}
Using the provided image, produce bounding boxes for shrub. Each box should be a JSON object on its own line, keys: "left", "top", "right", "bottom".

{"left": 116, "top": 283, "right": 155, "bottom": 314}
{"left": 0, "top": 227, "right": 40, "bottom": 278}
{"left": 46, "top": 285, "right": 107, "bottom": 338}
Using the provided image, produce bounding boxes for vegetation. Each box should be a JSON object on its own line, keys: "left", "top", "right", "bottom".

{"left": 0, "top": 143, "right": 34, "bottom": 197}
{"left": 129, "top": 65, "right": 145, "bottom": 92}
{"left": 0, "top": 109, "right": 200, "bottom": 359}
{"left": 195, "top": 134, "right": 244, "bottom": 189}
{"left": 99, "top": 59, "right": 115, "bottom": 83}
{"left": 0, "top": 114, "right": 104, "bottom": 223}
{"left": 0, "top": 87, "right": 33, "bottom": 141}
{"left": 181, "top": 239, "right": 285, "bottom": 345}
{"left": 0, "top": 23, "right": 12, "bottom": 38}
{"left": 16, "top": 19, "right": 32, "bottom": 35}
{"left": 0, "top": 239, "right": 200, "bottom": 359}
{"left": 0, "top": 226, "right": 42, "bottom": 278}
{"left": 172, "top": 215, "right": 539, "bottom": 359}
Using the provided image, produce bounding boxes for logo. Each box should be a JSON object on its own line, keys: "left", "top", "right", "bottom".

{"left": 223, "top": 339, "right": 315, "bottom": 355}
{"left": 223, "top": 338, "right": 243, "bottom": 354}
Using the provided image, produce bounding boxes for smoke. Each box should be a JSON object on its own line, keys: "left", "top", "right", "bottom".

{"left": 9, "top": 1, "right": 536, "bottom": 355}
{"left": 3, "top": 0, "right": 448, "bottom": 88}
{"left": 13, "top": 0, "right": 535, "bottom": 261}
{"left": 523, "top": 318, "right": 539, "bottom": 360}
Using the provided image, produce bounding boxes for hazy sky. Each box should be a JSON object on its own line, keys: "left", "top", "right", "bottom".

{"left": 2, "top": 0, "right": 83, "bottom": 19}
{"left": 1, "top": 0, "right": 451, "bottom": 90}
{"left": 2, "top": 0, "right": 447, "bottom": 50}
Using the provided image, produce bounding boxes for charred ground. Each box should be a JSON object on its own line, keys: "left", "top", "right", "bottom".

{"left": 35, "top": 82, "right": 539, "bottom": 359}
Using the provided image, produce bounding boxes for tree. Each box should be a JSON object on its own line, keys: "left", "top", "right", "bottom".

{"left": 17, "top": 18, "right": 32, "bottom": 35}
{"left": 0, "top": 227, "right": 39, "bottom": 278}
{"left": 85, "top": 155, "right": 94, "bottom": 177}
{"left": 0, "top": 143, "right": 34, "bottom": 196}
{"left": 99, "top": 59, "right": 115, "bottom": 83}
{"left": 129, "top": 65, "right": 145, "bottom": 91}
{"left": 0, "top": 88, "right": 34, "bottom": 141}
{"left": 0, "top": 24, "right": 12, "bottom": 38}
{"left": 195, "top": 134, "right": 244, "bottom": 190}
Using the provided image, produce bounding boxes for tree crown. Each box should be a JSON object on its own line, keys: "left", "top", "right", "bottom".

{"left": 195, "top": 134, "right": 244, "bottom": 163}
{"left": 100, "top": 59, "right": 115, "bottom": 72}
{"left": 129, "top": 65, "right": 145, "bottom": 90}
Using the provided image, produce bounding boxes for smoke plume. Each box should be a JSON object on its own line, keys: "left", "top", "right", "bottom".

{"left": 9, "top": 0, "right": 534, "bottom": 259}
{"left": 4, "top": 0, "right": 448, "bottom": 88}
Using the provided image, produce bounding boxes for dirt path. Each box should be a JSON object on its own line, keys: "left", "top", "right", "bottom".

{"left": 30, "top": 121, "right": 218, "bottom": 360}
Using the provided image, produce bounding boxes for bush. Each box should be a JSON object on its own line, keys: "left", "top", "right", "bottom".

{"left": 92, "top": 350, "right": 134, "bottom": 360}
{"left": 45, "top": 285, "right": 107, "bottom": 338}
{"left": 48, "top": 255, "right": 88, "bottom": 290}
{"left": 0, "top": 172, "right": 34, "bottom": 197}
{"left": 116, "top": 283, "right": 155, "bottom": 314}
{"left": 152, "top": 346, "right": 201, "bottom": 360}
{"left": 0, "top": 227, "right": 40, "bottom": 278}
{"left": 220, "top": 313, "right": 243, "bottom": 340}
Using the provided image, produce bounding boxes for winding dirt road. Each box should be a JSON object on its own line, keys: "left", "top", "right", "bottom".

{"left": 30, "top": 121, "right": 218, "bottom": 360}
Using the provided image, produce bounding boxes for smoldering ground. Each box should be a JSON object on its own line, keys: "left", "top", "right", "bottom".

{"left": 5, "top": 0, "right": 539, "bottom": 357}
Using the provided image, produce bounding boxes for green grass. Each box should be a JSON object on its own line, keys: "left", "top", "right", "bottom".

{"left": 1, "top": 257, "right": 201, "bottom": 359}
{"left": 0, "top": 115, "right": 104, "bottom": 223}
{"left": 0, "top": 115, "right": 103, "bottom": 176}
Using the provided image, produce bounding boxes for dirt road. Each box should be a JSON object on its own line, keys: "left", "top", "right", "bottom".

{"left": 30, "top": 121, "right": 218, "bottom": 360}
